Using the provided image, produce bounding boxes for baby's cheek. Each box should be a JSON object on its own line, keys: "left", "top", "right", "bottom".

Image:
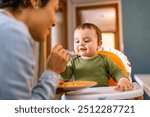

{"left": 73, "top": 48, "right": 76, "bottom": 53}
{"left": 74, "top": 46, "right": 78, "bottom": 52}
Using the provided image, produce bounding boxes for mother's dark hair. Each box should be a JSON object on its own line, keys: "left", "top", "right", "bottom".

{"left": 0, "top": 0, "right": 50, "bottom": 9}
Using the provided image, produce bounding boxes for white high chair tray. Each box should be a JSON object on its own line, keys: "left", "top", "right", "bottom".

{"left": 62, "top": 82, "right": 143, "bottom": 100}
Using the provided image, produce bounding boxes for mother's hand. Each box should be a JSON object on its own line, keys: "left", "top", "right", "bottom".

{"left": 47, "top": 44, "right": 70, "bottom": 74}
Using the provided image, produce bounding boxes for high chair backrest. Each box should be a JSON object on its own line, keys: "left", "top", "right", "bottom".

{"left": 97, "top": 47, "right": 132, "bottom": 86}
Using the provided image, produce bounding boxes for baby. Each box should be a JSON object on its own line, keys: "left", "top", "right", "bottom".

{"left": 61, "top": 23, "right": 133, "bottom": 91}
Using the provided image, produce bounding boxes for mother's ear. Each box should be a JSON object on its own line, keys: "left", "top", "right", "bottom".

{"left": 30, "top": 0, "right": 40, "bottom": 9}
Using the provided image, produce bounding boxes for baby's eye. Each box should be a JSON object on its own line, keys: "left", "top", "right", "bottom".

{"left": 75, "top": 40, "right": 79, "bottom": 43}
{"left": 84, "top": 40, "right": 90, "bottom": 43}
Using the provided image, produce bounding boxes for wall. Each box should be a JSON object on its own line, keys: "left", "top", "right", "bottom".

{"left": 122, "top": 0, "right": 150, "bottom": 99}
{"left": 67, "top": 0, "right": 122, "bottom": 50}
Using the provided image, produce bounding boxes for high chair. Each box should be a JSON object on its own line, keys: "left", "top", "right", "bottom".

{"left": 62, "top": 47, "right": 144, "bottom": 100}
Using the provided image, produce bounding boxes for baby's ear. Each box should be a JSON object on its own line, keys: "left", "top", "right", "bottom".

{"left": 97, "top": 45, "right": 101, "bottom": 50}
{"left": 97, "top": 40, "right": 102, "bottom": 50}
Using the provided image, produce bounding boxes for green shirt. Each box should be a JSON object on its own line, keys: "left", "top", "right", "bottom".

{"left": 61, "top": 55, "right": 126, "bottom": 87}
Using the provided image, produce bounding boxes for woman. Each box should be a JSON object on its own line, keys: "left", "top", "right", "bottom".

{"left": 0, "top": 0, "right": 69, "bottom": 99}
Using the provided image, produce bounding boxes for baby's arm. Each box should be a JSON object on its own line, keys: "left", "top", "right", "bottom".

{"left": 115, "top": 77, "right": 134, "bottom": 91}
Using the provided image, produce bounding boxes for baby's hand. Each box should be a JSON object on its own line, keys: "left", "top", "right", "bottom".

{"left": 115, "top": 77, "right": 134, "bottom": 91}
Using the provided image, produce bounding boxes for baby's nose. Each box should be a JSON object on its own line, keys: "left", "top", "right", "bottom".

{"left": 79, "top": 41, "right": 85, "bottom": 46}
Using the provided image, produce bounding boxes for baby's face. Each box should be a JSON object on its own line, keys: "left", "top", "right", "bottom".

{"left": 74, "top": 28, "right": 101, "bottom": 58}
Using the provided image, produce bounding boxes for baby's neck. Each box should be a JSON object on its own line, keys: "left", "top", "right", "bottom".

{"left": 81, "top": 55, "right": 98, "bottom": 59}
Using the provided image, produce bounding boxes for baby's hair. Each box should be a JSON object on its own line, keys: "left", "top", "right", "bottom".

{"left": 76, "top": 23, "right": 102, "bottom": 44}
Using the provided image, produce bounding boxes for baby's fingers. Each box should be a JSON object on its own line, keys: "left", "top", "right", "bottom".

{"left": 127, "top": 84, "right": 134, "bottom": 91}
{"left": 117, "top": 85, "right": 124, "bottom": 91}
{"left": 115, "top": 85, "right": 124, "bottom": 91}
{"left": 115, "top": 84, "right": 134, "bottom": 91}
